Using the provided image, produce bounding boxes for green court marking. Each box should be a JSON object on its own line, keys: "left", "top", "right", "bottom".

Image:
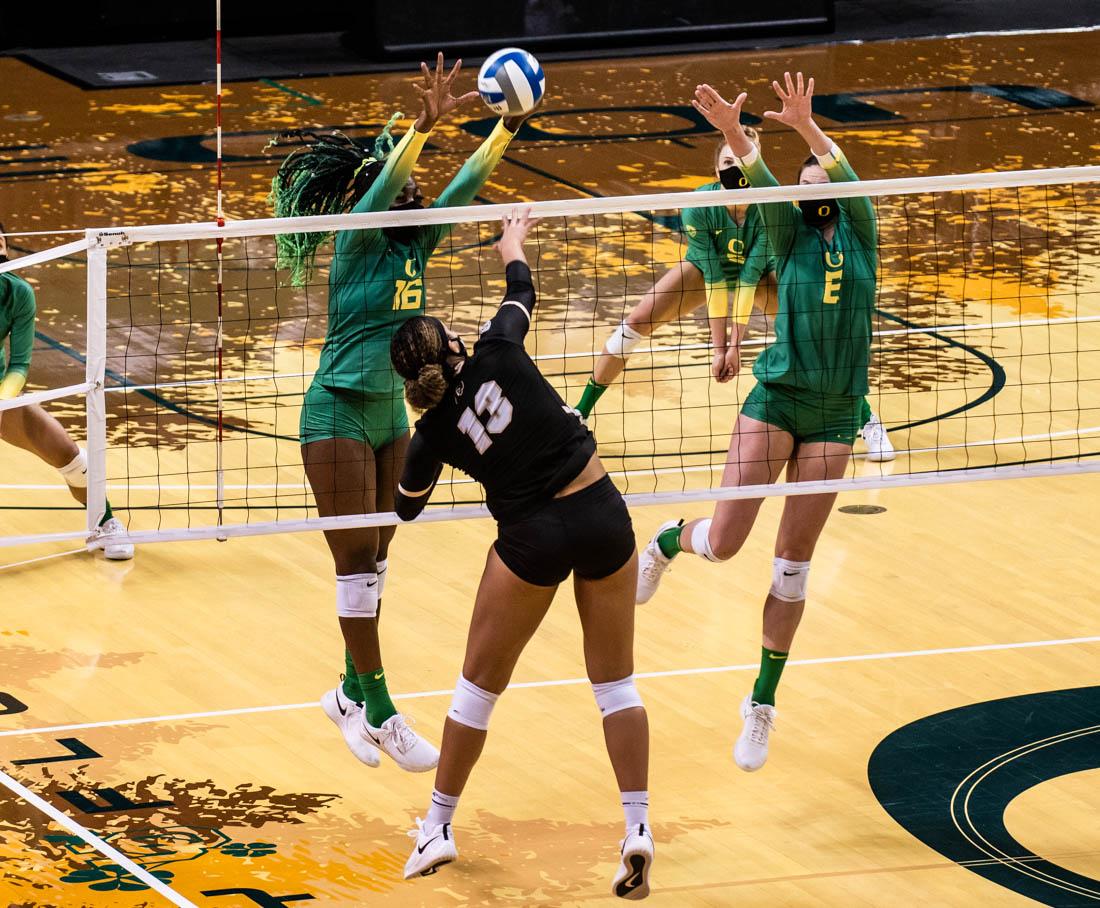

{"left": 259, "top": 79, "right": 323, "bottom": 106}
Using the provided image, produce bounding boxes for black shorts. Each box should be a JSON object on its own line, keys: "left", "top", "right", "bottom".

{"left": 494, "top": 475, "right": 636, "bottom": 587}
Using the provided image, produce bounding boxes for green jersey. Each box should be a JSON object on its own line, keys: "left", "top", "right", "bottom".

{"left": 316, "top": 119, "right": 516, "bottom": 398}
{"left": 740, "top": 144, "right": 877, "bottom": 396}
{"left": 0, "top": 271, "right": 35, "bottom": 398}
{"left": 681, "top": 184, "right": 773, "bottom": 322}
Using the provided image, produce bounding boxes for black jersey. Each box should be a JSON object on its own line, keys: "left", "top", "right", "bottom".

{"left": 396, "top": 261, "right": 596, "bottom": 524}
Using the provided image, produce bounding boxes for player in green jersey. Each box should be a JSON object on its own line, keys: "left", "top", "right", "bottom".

{"left": 0, "top": 224, "right": 133, "bottom": 560}
{"left": 269, "top": 55, "right": 528, "bottom": 772}
{"left": 573, "top": 132, "right": 893, "bottom": 461}
{"left": 636, "top": 72, "right": 878, "bottom": 769}
{"left": 576, "top": 128, "right": 772, "bottom": 417}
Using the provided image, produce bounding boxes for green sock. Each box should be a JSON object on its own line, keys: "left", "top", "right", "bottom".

{"left": 357, "top": 668, "right": 398, "bottom": 728}
{"left": 656, "top": 523, "right": 683, "bottom": 559}
{"left": 342, "top": 650, "right": 362, "bottom": 702}
{"left": 751, "top": 647, "right": 789, "bottom": 706}
{"left": 98, "top": 500, "right": 114, "bottom": 526}
{"left": 575, "top": 378, "right": 608, "bottom": 419}
{"left": 860, "top": 397, "right": 872, "bottom": 426}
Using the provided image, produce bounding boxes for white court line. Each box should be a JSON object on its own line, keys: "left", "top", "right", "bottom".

{"left": 2, "top": 634, "right": 1097, "bottom": 741}
{"left": 0, "top": 547, "right": 87, "bottom": 572}
{"left": 0, "top": 767, "right": 198, "bottom": 907}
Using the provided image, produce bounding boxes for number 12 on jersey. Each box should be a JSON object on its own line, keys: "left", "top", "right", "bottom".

{"left": 457, "top": 381, "right": 514, "bottom": 454}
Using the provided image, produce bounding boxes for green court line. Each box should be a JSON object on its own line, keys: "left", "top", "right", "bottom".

{"left": 259, "top": 78, "right": 323, "bottom": 106}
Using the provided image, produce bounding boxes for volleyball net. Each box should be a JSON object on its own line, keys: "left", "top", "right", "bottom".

{"left": 2, "top": 165, "right": 1099, "bottom": 551}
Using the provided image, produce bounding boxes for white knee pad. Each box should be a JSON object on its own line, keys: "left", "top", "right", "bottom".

{"left": 690, "top": 518, "right": 727, "bottom": 563}
{"left": 770, "top": 558, "right": 811, "bottom": 602}
{"left": 604, "top": 321, "right": 644, "bottom": 358}
{"left": 58, "top": 448, "right": 88, "bottom": 489}
{"left": 447, "top": 675, "right": 499, "bottom": 730}
{"left": 376, "top": 559, "right": 388, "bottom": 598}
{"left": 592, "top": 675, "right": 644, "bottom": 718}
{"left": 336, "top": 573, "right": 379, "bottom": 618}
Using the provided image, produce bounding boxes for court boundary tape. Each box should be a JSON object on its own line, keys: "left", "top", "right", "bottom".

{"left": 2, "top": 634, "right": 1098, "bottom": 740}
{"left": 0, "top": 767, "right": 198, "bottom": 907}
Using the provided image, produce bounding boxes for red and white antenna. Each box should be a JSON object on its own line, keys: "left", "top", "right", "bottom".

{"left": 214, "top": 0, "right": 226, "bottom": 538}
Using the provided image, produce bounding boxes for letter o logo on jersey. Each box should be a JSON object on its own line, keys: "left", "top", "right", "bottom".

{"left": 728, "top": 238, "right": 745, "bottom": 257}
{"left": 684, "top": 224, "right": 697, "bottom": 237}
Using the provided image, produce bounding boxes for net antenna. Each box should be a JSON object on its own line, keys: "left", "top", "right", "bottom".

{"left": 213, "top": 0, "right": 226, "bottom": 534}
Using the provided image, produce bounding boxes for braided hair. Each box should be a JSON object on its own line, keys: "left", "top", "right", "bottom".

{"left": 390, "top": 316, "right": 450, "bottom": 411}
{"left": 267, "top": 112, "right": 402, "bottom": 285}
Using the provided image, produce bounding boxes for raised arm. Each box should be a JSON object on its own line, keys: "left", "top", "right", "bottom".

{"left": 477, "top": 210, "right": 538, "bottom": 345}
{"left": 692, "top": 84, "right": 801, "bottom": 256}
{"left": 351, "top": 54, "right": 479, "bottom": 216}
{"left": 395, "top": 431, "right": 444, "bottom": 521}
{"left": 0, "top": 280, "right": 35, "bottom": 399}
{"left": 763, "top": 71, "right": 877, "bottom": 248}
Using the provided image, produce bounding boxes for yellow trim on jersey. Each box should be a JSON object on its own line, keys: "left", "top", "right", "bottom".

{"left": 705, "top": 281, "right": 730, "bottom": 318}
{"left": 731, "top": 282, "right": 757, "bottom": 325}
{"left": 0, "top": 371, "right": 26, "bottom": 399}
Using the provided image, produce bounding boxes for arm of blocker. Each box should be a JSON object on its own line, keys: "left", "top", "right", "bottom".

{"left": 732, "top": 145, "right": 799, "bottom": 258}
{"left": 419, "top": 119, "right": 517, "bottom": 255}
{"left": 817, "top": 142, "right": 878, "bottom": 249}
{"left": 350, "top": 126, "right": 432, "bottom": 215}
{"left": 0, "top": 280, "right": 35, "bottom": 399}
{"left": 394, "top": 260, "right": 536, "bottom": 521}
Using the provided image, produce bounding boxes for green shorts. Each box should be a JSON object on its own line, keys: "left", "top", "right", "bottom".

{"left": 741, "top": 382, "right": 862, "bottom": 446}
{"left": 299, "top": 382, "right": 409, "bottom": 450}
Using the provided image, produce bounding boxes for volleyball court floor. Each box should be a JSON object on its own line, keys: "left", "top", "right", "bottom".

{"left": 1, "top": 28, "right": 1099, "bottom": 907}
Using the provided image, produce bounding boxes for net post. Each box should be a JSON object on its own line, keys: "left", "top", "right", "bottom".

{"left": 84, "top": 230, "right": 109, "bottom": 536}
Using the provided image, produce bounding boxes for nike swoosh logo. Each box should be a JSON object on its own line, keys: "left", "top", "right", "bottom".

{"left": 782, "top": 570, "right": 800, "bottom": 576}
{"left": 622, "top": 868, "right": 643, "bottom": 890}
{"left": 417, "top": 835, "right": 442, "bottom": 854}
{"left": 366, "top": 580, "right": 378, "bottom": 588}
{"left": 364, "top": 727, "right": 383, "bottom": 747}
{"left": 767, "top": 653, "right": 787, "bottom": 661}
{"left": 336, "top": 694, "right": 348, "bottom": 716}
{"left": 373, "top": 672, "right": 384, "bottom": 680}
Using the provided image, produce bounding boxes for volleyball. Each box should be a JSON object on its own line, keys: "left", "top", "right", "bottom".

{"left": 478, "top": 48, "right": 545, "bottom": 116}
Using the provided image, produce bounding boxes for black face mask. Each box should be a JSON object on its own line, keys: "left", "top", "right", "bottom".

{"left": 384, "top": 199, "right": 424, "bottom": 245}
{"left": 799, "top": 198, "right": 838, "bottom": 228}
{"left": 0, "top": 254, "right": 7, "bottom": 264}
{"left": 718, "top": 165, "right": 749, "bottom": 190}
{"left": 431, "top": 319, "right": 467, "bottom": 380}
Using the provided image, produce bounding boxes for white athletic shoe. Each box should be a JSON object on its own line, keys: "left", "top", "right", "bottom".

{"left": 733, "top": 694, "right": 776, "bottom": 772}
{"left": 612, "top": 824, "right": 654, "bottom": 900}
{"left": 92, "top": 517, "right": 135, "bottom": 561}
{"left": 861, "top": 413, "right": 895, "bottom": 462}
{"left": 636, "top": 519, "right": 681, "bottom": 605}
{"left": 404, "top": 818, "right": 457, "bottom": 879}
{"left": 320, "top": 686, "right": 381, "bottom": 767}
{"left": 363, "top": 713, "right": 439, "bottom": 772}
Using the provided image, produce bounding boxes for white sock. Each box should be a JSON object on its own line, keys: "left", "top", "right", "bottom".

{"left": 426, "top": 788, "right": 460, "bottom": 828}
{"left": 621, "top": 790, "right": 649, "bottom": 832}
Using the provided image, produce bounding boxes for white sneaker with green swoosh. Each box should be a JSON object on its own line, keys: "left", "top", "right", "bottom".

{"left": 612, "top": 823, "right": 654, "bottom": 899}
{"left": 404, "top": 817, "right": 457, "bottom": 879}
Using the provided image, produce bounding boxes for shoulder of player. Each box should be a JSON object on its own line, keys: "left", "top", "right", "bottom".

{"left": 1, "top": 273, "right": 36, "bottom": 310}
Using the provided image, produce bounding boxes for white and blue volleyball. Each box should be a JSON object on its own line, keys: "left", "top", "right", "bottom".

{"left": 478, "top": 48, "right": 545, "bottom": 116}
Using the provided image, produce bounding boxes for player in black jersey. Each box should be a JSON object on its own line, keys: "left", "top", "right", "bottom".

{"left": 391, "top": 211, "right": 654, "bottom": 900}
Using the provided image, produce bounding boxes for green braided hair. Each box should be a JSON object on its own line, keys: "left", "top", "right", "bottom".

{"left": 267, "top": 112, "right": 402, "bottom": 285}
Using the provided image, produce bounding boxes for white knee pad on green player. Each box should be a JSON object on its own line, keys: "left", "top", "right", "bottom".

{"left": 604, "top": 321, "right": 644, "bottom": 358}
{"left": 336, "top": 573, "right": 379, "bottom": 618}
{"left": 58, "top": 448, "right": 88, "bottom": 489}
{"left": 690, "top": 518, "right": 727, "bottom": 562}
{"left": 770, "top": 557, "right": 811, "bottom": 602}
{"left": 447, "top": 675, "right": 499, "bottom": 730}
{"left": 592, "top": 675, "right": 644, "bottom": 717}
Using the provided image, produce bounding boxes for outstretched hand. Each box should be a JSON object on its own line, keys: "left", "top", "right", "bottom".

{"left": 413, "top": 53, "right": 480, "bottom": 132}
{"left": 496, "top": 208, "right": 538, "bottom": 264}
{"left": 763, "top": 71, "right": 816, "bottom": 129}
{"left": 692, "top": 84, "right": 748, "bottom": 136}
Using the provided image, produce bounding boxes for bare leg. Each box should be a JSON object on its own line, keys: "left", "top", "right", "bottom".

{"left": 679, "top": 413, "right": 793, "bottom": 561}
{"left": 302, "top": 437, "right": 383, "bottom": 675}
{"left": 592, "top": 261, "right": 705, "bottom": 387}
{"left": 762, "top": 441, "right": 852, "bottom": 652}
{"left": 574, "top": 553, "right": 647, "bottom": 793}
{"left": 1, "top": 403, "right": 83, "bottom": 504}
{"left": 433, "top": 548, "right": 558, "bottom": 796}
